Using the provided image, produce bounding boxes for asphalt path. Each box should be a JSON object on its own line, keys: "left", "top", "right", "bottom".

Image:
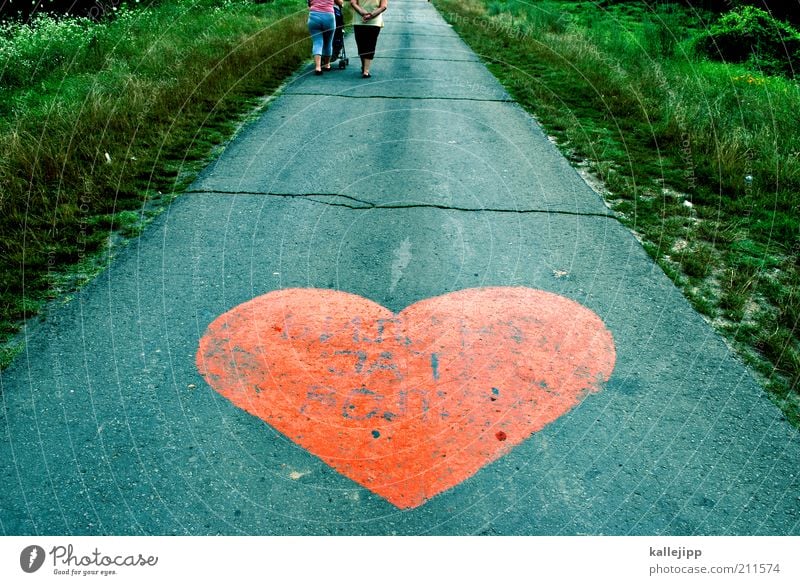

{"left": 1, "top": 0, "right": 798, "bottom": 535}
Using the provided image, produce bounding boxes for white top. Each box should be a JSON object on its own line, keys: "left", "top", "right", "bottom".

{"left": 354, "top": 0, "right": 384, "bottom": 27}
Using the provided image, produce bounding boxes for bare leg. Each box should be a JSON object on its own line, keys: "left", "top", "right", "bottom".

{"left": 362, "top": 57, "right": 373, "bottom": 75}
{"left": 313, "top": 55, "right": 322, "bottom": 73}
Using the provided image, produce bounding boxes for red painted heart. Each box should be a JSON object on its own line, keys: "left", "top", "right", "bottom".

{"left": 196, "top": 287, "right": 615, "bottom": 508}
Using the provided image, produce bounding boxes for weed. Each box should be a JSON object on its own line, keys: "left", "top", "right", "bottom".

{"left": 679, "top": 241, "right": 716, "bottom": 279}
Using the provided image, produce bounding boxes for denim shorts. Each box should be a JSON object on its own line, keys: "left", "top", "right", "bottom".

{"left": 308, "top": 11, "right": 335, "bottom": 57}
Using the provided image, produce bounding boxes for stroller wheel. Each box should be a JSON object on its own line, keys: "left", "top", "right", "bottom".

{"left": 339, "top": 60, "right": 346, "bottom": 69}
{"left": 344, "top": 58, "right": 349, "bottom": 66}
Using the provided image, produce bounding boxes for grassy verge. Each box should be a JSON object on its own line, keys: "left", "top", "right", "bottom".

{"left": 0, "top": 0, "right": 311, "bottom": 366}
{"left": 432, "top": 0, "right": 800, "bottom": 426}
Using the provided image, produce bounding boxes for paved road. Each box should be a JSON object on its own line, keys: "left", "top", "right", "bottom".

{"left": 1, "top": 0, "right": 798, "bottom": 535}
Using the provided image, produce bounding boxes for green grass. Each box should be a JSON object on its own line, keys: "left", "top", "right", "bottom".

{"left": 433, "top": 0, "right": 800, "bottom": 426}
{"left": 0, "top": 0, "right": 311, "bottom": 357}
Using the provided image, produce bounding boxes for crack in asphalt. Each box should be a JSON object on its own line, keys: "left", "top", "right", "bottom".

{"left": 379, "top": 32, "right": 459, "bottom": 39}
{"left": 184, "top": 189, "right": 617, "bottom": 219}
{"left": 284, "top": 91, "right": 513, "bottom": 102}
{"left": 376, "top": 56, "right": 479, "bottom": 63}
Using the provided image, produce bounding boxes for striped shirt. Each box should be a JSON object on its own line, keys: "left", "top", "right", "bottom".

{"left": 308, "top": 0, "right": 334, "bottom": 13}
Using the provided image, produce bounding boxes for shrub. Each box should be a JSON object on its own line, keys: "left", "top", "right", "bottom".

{"left": 599, "top": 2, "right": 800, "bottom": 26}
{"left": 0, "top": 1, "right": 161, "bottom": 23}
{"left": 696, "top": 6, "right": 800, "bottom": 76}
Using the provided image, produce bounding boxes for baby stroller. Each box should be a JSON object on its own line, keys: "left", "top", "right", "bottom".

{"left": 331, "top": 4, "right": 349, "bottom": 69}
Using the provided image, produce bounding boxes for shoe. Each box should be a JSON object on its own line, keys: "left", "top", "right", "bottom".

{"left": 314, "top": 69, "right": 323, "bottom": 75}
{"left": 322, "top": 66, "right": 332, "bottom": 72}
{"left": 362, "top": 72, "right": 371, "bottom": 78}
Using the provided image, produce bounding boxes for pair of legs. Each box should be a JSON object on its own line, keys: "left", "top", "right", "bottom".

{"left": 308, "top": 11, "right": 336, "bottom": 73}
{"left": 353, "top": 25, "right": 381, "bottom": 76}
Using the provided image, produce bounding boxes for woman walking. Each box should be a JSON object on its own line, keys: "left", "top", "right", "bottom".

{"left": 308, "top": 0, "right": 336, "bottom": 75}
{"left": 350, "top": 0, "right": 388, "bottom": 78}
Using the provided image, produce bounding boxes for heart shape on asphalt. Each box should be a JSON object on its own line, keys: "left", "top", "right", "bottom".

{"left": 196, "top": 287, "right": 616, "bottom": 508}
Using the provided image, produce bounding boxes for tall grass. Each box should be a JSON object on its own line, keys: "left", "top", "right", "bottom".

{"left": 434, "top": 0, "right": 800, "bottom": 423}
{"left": 0, "top": 0, "right": 309, "bottom": 344}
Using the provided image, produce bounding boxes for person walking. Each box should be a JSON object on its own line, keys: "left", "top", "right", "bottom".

{"left": 350, "top": 0, "right": 388, "bottom": 78}
{"left": 308, "top": 0, "right": 337, "bottom": 75}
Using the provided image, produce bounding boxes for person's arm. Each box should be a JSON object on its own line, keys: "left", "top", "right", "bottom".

{"left": 351, "top": 0, "right": 367, "bottom": 18}
{"left": 363, "top": 0, "right": 387, "bottom": 21}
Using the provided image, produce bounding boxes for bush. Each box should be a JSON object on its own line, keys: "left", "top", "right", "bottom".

{"left": 723, "top": 2, "right": 800, "bottom": 26}
{"left": 696, "top": 6, "right": 800, "bottom": 77}
{"left": 597, "top": 2, "right": 800, "bottom": 26}
{"left": 0, "top": 1, "right": 162, "bottom": 23}
{"left": 0, "top": 14, "right": 97, "bottom": 88}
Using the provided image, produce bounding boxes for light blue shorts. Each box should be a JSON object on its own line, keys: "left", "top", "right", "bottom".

{"left": 308, "top": 11, "right": 335, "bottom": 57}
